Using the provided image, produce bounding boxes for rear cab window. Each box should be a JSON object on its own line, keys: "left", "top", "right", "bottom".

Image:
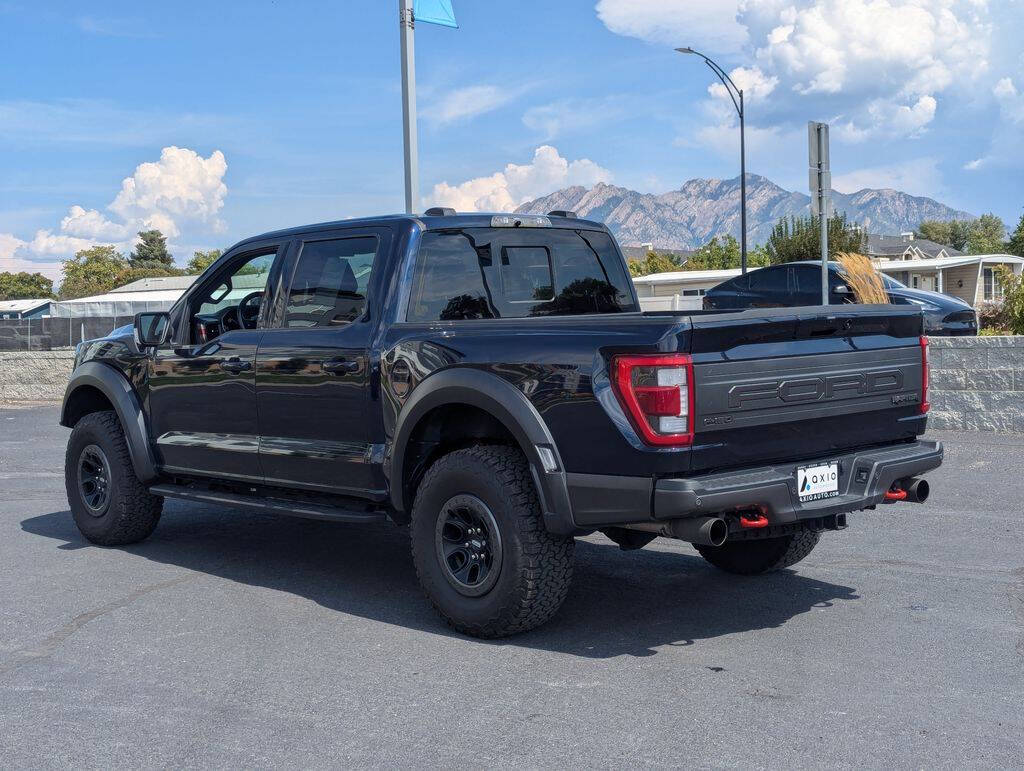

{"left": 406, "top": 228, "right": 637, "bottom": 321}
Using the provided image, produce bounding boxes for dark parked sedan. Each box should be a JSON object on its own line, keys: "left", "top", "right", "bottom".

{"left": 703, "top": 261, "right": 978, "bottom": 336}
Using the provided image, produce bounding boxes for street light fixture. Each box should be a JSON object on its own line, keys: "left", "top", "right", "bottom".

{"left": 676, "top": 46, "right": 748, "bottom": 273}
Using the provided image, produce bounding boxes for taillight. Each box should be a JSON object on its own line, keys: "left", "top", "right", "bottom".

{"left": 920, "top": 335, "right": 929, "bottom": 414}
{"left": 612, "top": 354, "right": 694, "bottom": 446}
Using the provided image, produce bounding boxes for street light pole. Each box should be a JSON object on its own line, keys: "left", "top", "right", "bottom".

{"left": 676, "top": 47, "right": 747, "bottom": 273}
{"left": 399, "top": 0, "right": 418, "bottom": 215}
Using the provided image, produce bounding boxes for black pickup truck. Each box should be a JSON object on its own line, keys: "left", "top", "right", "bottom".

{"left": 61, "top": 209, "right": 942, "bottom": 637}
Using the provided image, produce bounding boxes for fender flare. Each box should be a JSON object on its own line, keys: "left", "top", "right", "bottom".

{"left": 389, "top": 368, "right": 576, "bottom": 535}
{"left": 60, "top": 361, "right": 159, "bottom": 484}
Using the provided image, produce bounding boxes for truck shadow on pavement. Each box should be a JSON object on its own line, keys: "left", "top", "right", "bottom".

{"left": 23, "top": 503, "right": 859, "bottom": 659}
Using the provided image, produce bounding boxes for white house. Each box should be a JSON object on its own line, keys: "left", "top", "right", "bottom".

{"left": 631, "top": 268, "right": 741, "bottom": 310}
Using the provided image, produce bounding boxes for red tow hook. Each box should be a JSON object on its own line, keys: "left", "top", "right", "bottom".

{"left": 883, "top": 488, "right": 907, "bottom": 501}
{"left": 738, "top": 512, "right": 770, "bottom": 529}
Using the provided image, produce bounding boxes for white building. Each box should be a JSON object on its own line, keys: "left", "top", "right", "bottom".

{"left": 632, "top": 268, "right": 741, "bottom": 310}
{"left": 873, "top": 254, "right": 1024, "bottom": 305}
{"left": 0, "top": 298, "right": 53, "bottom": 319}
{"left": 48, "top": 275, "right": 199, "bottom": 318}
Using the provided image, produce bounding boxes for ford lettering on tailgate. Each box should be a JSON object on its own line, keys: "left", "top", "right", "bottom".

{"left": 694, "top": 347, "right": 923, "bottom": 432}
{"left": 728, "top": 370, "right": 903, "bottom": 409}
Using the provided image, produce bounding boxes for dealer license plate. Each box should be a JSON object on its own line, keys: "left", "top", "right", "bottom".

{"left": 796, "top": 462, "right": 839, "bottom": 502}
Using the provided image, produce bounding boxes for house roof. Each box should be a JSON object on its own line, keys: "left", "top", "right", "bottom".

{"left": 0, "top": 298, "right": 52, "bottom": 313}
{"left": 631, "top": 268, "right": 742, "bottom": 285}
{"left": 873, "top": 254, "right": 1024, "bottom": 272}
{"left": 864, "top": 234, "right": 963, "bottom": 258}
{"left": 54, "top": 290, "right": 189, "bottom": 305}
{"left": 110, "top": 275, "right": 199, "bottom": 293}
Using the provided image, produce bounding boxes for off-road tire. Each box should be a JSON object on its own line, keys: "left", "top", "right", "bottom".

{"left": 65, "top": 410, "right": 162, "bottom": 545}
{"left": 695, "top": 531, "right": 821, "bottom": 575}
{"left": 410, "top": 445, "right": 574, "bottom": 638}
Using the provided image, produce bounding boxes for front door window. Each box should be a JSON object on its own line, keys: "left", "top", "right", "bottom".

{"left": 190, "top": 251, "right": 275, "bottom": 344}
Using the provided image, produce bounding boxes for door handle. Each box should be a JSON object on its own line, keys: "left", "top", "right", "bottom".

{"left": 322, "top": 358, "right": 359, "bottom": 374}
{"left": 220, "top": 357, "right": 252, "bottom": 374}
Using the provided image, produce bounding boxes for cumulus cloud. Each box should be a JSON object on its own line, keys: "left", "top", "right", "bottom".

{"left": 108, "top": 146, "right": 228, "bottom": 237}
{"left": 964, "top": 76, "right": 1024, "bottom": 169}
{"left": 708, "top": 66, "right": 777, "bottom": 104}
{"left": 0, "top": 233, "right": 62, "bottom": 281}
{"left": 836, "top": 95, "right": 938, "bottom": 142}
{"left": 431, "top": 145, "right": 612, "bottom": 212}
{"left": 596, "top": 0, "right": 992, "bottom": 142}
{"left": 59, "top": 206, "right": 132, "bottom": 241}
{"left": 0, "top": 233, "right": 26, "bottom": 261}
{"left": 992, "top": 76, "right": 1024, "bottom": 123}
{"left": 423, "top": 85, "right": 526, "bottom": 125}
{"left": 11, "top": 146, "right": 228, "bottom": 265}
{"left": 595, "top": 0, "right": 746, "bottom": 53}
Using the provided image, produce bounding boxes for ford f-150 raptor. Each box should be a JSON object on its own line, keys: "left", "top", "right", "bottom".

{"left": 60, "top": 208, "right": 942, "bottom": 637}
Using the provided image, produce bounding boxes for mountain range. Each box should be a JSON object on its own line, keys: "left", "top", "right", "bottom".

{"left": 514, "top": 174, "right": 974, "bottom": 250}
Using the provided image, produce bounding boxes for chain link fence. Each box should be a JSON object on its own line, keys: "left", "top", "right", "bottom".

{"left": 0, "top": 317, "right": 128, "bottom": 350}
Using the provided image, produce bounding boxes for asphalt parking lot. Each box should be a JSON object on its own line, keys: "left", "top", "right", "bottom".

{"left": 1, "top": 405, "right": 1022, "bottom": 768}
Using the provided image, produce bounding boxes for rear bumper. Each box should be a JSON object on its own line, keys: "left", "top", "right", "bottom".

{"left": 567, "top": 439, "right": 943, "bottom": 529}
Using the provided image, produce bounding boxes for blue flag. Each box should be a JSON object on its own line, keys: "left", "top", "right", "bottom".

{"left": 414, "top": 0, "right": 457, "bottom": 28}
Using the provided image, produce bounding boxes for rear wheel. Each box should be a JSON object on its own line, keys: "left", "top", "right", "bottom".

{"left": 410, "top": 445, "right": 574, "bottom": 638}
{"left": 695, "top": 531, "right": 821, "bottom": 575}
{"left": 65, "top": 411, "right": 162, "bottom": 545}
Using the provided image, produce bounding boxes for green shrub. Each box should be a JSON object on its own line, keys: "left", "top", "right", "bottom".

{"left": 994, "top": 267, "right": 1024, "bottom": 335}
{"left": 976, "top": 300, "right": 1009, "bottom": 332}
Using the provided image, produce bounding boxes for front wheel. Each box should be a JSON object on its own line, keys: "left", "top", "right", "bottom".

{"left": 410, "top": 445, "right": 574, "bottom": 638}
{"left": 65, "top": 411, "right": 163, "bottom": 546}
{"left": 695, "top": 531, "right": 821, "bottom": 575}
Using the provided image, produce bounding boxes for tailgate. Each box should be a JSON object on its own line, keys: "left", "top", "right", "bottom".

{"left": 687, "top": 305, "right": 927, "bottom": 473}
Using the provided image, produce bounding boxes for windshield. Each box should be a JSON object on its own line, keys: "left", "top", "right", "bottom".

{"left": 880, "top": 274, "right": 906, "bottom": 289}
{"left": 834, "top": 267, "right": 904, "bottom": 291}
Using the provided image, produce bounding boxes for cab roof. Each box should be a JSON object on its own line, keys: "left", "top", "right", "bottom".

{"left": 235, "top": 212, "right": 609, "bottom": 250}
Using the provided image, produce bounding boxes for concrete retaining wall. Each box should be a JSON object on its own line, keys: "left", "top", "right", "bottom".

{"left": 2, "top": 340, "right": 1023, "bottom": 434}
{"left": 0, "top": 350, "right": 76, "bottom": 403}
{"left": 929, "top": 336, "right": 1024, "bottom": 433}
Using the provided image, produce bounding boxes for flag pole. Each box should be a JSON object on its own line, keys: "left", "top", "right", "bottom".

{"left": 399, "top": 0, "right": 418, "bottom": 214}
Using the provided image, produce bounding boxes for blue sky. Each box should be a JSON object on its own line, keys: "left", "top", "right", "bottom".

{"left": 2, "top": 0, "right": 1023, "bottom": 278}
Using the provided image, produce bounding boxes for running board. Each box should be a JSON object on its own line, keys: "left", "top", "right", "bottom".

{"left": 149, "top": 483, "right": 389, "bottom": 524}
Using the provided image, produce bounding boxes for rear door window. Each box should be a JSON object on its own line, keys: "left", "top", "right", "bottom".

{"left": 406, "top": 228, "right": 637, "bottom": 321}
{"left": 747, "top": 266, "right": 788, "bottom": 296}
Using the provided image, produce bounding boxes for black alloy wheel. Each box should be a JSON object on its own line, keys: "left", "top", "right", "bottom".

{"left": 77, "top": 444, "right": 111, "bottom": 515}
{"left": 435, "top": 494, "right": 503, "bottom": 597}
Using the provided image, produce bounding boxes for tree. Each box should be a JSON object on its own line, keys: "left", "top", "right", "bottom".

{"left": 948, "top": 220, "right": 973, "bottom": 252}
{"left": 628, "top": 251, "right": 681, "bottom": 278}
{"left": 682, "top": 235, "right": 770, "bottom": 271}
{"left": 917, "top": 217, "right": 1006, "bottom": 253}
{"left": 59, "top": 246, "right": 129, "bottom": 300}
{"left": 129, "top": 229, "right": 174, "bottom": 268}
{"left": 915, "top": 220, "right": 953, "bottom": 246}
{"left": 186, "top": 249, "right": 222, "bottom": 275}
{"left": 685, "top": 235, "right": 739, "bottom": 271}
{"left": 1006, "top": 212, "right": 1024, "bottom": 258}
{"left": 58, "top": 244, "right": 183, "bottom": 300}
{"left": 967, "top": 213, "right": 1007, "bottom": 255}
{"left": 763, "top": 213, "right": 865, "bottom": 265}
{"left": 0, "top": 271, "right": 55, "bottom": 300}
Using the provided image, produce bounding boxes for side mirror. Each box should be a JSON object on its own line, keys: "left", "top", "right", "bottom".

{"left": 831, "top": 284, "right": 851, "bottom": 296}
{"left": 134, "top": 312, "right": 171, "bottom": 347}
